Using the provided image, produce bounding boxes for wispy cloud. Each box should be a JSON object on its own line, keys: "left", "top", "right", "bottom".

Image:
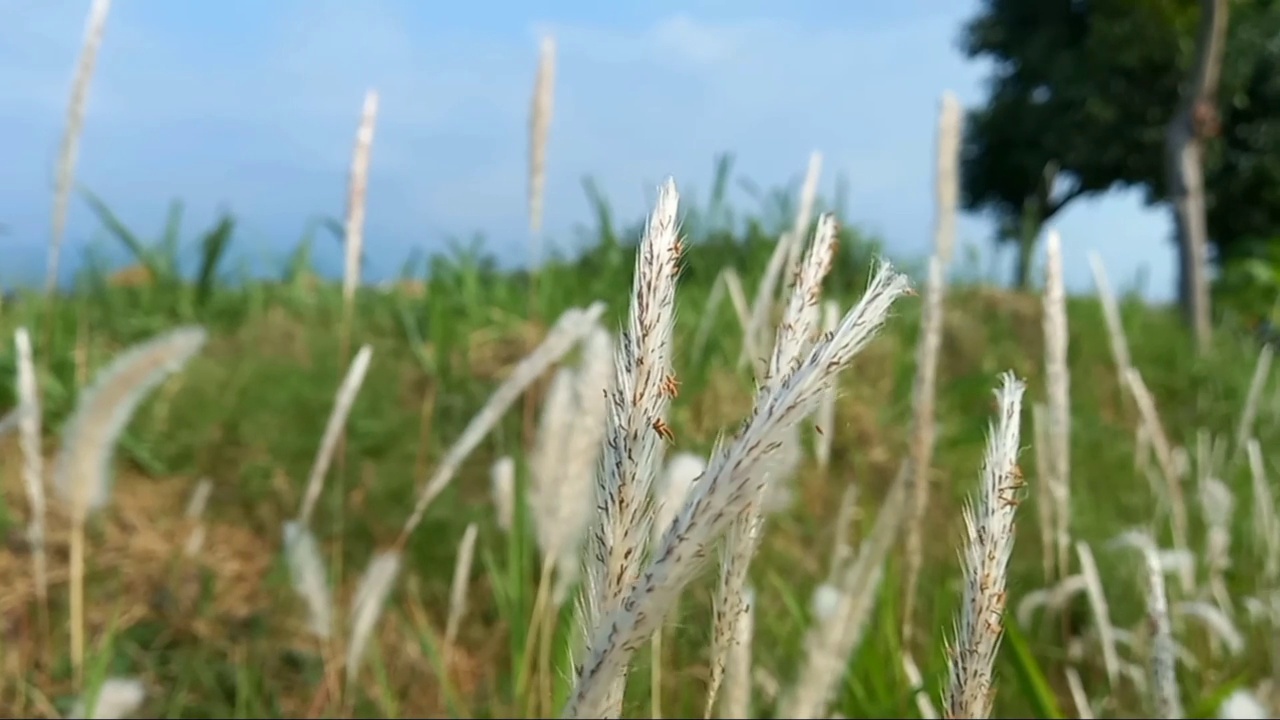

{"left": 0, "top": 0, "right": 1173, "bottom": 300}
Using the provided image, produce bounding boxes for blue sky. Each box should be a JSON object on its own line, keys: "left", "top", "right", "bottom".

{"left": 1, "top": 0, "right": 1175, "bottom": 300}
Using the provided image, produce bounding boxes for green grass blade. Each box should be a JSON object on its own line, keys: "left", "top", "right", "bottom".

{"left": 1001, "top": 618, "right": 1065, "bottom": 719}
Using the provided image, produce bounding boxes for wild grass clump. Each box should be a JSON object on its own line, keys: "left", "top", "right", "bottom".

{"left": 5, "top": 166, "right": 1280, "bottom": 718}
{"left": 5, "top": 10, "right": 1280, "bottom": 719}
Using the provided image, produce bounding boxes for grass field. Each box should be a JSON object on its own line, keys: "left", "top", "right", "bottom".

{"left": 0, "top": 176, "right": 1276, "bottom": 719}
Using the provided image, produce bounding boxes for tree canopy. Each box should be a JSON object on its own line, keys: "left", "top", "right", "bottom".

{"left": 960, "top": 0, "right": 1280, "bottom": 287}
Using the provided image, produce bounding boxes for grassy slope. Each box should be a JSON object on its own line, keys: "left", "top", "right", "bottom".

{"left": 0, "top": 215, "right": 1271, "bottom": 718}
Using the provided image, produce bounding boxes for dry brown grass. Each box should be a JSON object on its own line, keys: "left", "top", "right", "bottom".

{"left": 0, "top": 436, "right": 498, "bottom": 718}
{"left": 0, "top": 445, "right": 270, "bottom": 627}
{"left": 104, "top": 264, "right": 155, "bottom": 289}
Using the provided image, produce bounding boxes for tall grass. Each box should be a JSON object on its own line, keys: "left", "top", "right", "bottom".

{"left": 4, "top": 12, "right": 1280, "bottom": 720}
{"left": 3, "top": 171, "right": 1278, "bottom": 717}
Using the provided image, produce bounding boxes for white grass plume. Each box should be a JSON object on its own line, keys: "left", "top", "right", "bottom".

{"left": 1136, "top": 423, "right": 1154, "bottom": 480}
{"left": 1032, "top": 403, "right": 1056, "bottom": 579}
{"left": 904, "top": 93, "right": 962, "bottom": 639}
{"left": 1234, "top": 344, "right": 1272, "bottom": 464}
{"left": 282, "top": 521, "right": 333, "bottom": 640}
{"left": 1217, "top": 689, "right": 1271, "bottom": 719}
{"left": 564, "top": 259, "right": 911, "bottom": 718}
{"left": 811, "top": 582, "right": 840, "bottom": 622}
{"left": 944, "top": 372, "right": 1027, "bottom": 720}
{"left": 184, "top": 477, "right": 212, "bottom": 518}
{"left": 537, "top": 325, "right": 614, "bottom": 605}
{"left": 903, "top": 253, "right": 947, "bottom": 643}
{"left": 1246, "top": 439, "right": 1280, "bottom": 582}
{"left": 1243, "top": 594, "right": 1280, "bottom": 625}
{"left": 1117, "top": 529, "right": 1183, "bottom": 718}
{"left": 720, "top": 268, "right": 751, "bottom": 340}
{"left": 1043, "top": 230, "right": 1072, "bottom": 580}
{"left": 783, "top": 150, "right": 823, "bottom": 280}
{"left": 296, "top": 344, "right": 374, "bottom": 526}
{"left": 342, "top": 90, "right": 378, "bottom": 309}
{"left": 346, "top": 549, "right": 402, "bottom": 687}
{"left": 531, "top": 366, "right": 579, "bottom": 559}
{"left": 744, "top": 152, "right": 821, "bottom": 375}
{"left": 578, "top": 179, "right": 682, "bottom": 716}
{"left": 15, "top": 328, "right": 47, "bottom": 604}
{"left": 53, "top": 325, "right": 207, "bottom": 519}
{"left": 762, "top": 426, "right": 802, "bottom": 514}
{"left": 56, "top": 325, "right": 205, "bottom": 684}
{"left": 933, "top": 92, "right": 963, "bottom": 265}
{"left": 71, "top": 676, "right": 145, "bottom": 719}
{"left": 491, "top": 456, "right": 516, "bottom": 533}
{"left": 557, "top": 324, "right": 614, "bottom": 579}
{"left": 48, "top": 0, "right": 112, "bottom": 297}
{"left": 445, "top": 522, "right": 480, "bottom": 653}
{"left": 710, "top": 213, "right": 840, "bottom": 715}
{"left": 182, "top": 478, "right": 212, "bottom": 558}
{"left": 528, "top": 34, "right": 556, "bottom": 243}
{"left": 1199, "top": 477, "right": 1235, "bottom": 612}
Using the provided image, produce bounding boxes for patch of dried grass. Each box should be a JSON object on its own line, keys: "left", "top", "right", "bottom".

{"left": 0, "top": 447, "right": 270, "bottom": 633}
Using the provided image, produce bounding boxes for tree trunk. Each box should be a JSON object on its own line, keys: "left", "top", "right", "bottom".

{"left": 1014, "top": 232, "right": 1036, "bottom": 290}
{"left": 1166, "top": 0, "right": 1230, "bottom": 354}
{"left": 1010, "top": 191, "right": 1045, "bottom": 290}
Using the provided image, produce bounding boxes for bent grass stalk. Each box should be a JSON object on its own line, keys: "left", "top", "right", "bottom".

{"left": 282, "top": 344, "right": 373, "bottom": 651}
{"left": 52, "top": 326, "right": 207, "bottom": 687}
{"left": 397, "top": 302, "right": 605, "bottom": 545}
{"left": 336, "top": 304, "right": 604, "bottom": 693}
{"left": 296, "top": 345, "right": 375, "bottom": 528}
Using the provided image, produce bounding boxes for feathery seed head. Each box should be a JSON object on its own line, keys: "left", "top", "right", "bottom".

{"left": 944, "top": 372, "right": 1025, "bottom": 720}
{"left": 53, "top": 326, "right": 207, "bottom": 520}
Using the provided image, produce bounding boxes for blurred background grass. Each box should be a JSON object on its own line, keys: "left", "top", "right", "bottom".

{"left": 0, "top": 164, "right": 1270, "bottom": 718}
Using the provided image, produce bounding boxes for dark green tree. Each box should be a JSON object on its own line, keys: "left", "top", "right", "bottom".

{"left": 1207, "top": 6, "right": 1280, "bottom": 266}
{"left": 960, "top": 0, "right": 1280, "bottom": 294}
